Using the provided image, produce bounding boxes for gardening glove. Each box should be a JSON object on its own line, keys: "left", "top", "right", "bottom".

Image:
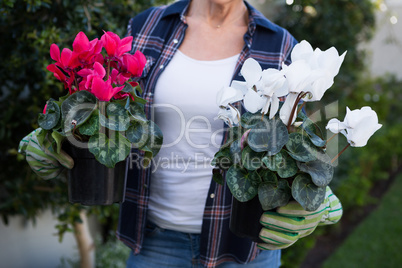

{"left": 18, "top": 128, "right": 74, "bottom": 180}
{"left": 258, "top": 186, "right": 342, "bottom": 250}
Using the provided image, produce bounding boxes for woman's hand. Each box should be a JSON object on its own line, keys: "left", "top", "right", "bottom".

{"left": 19, "top": 128, "right": 74, "bottom": 180}
{"left": 257, "top": 187, "right": 343, "bottom": 250}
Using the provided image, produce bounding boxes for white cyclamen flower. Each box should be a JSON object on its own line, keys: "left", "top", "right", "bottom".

{"left": 216, "top": 86, "right": 244, "bottom": 126}
{"left": 238, "top": 58, "right": 266, "bottom": 113}
{"left": 218, "top": 106, "right": 240, "bottom": 127}
{"left": 241, "top": 58, "right": 263, "bottom": 89}
{"left": 283, "top": 40, "right": 346, "bottom": 101}
{"left": 260, "top": 68, "right": 289, "bottom": 118}
{"left": 216, "top": 86, "right": 245, "bottom": 108}
{"left": 279, "top": 93, "right": 299, "bottom": 126}
{"left": 280, "top": 40, "right": 346, "bottom": 126}
{"left": 239, "top": 58, "right": 289, "bottom": 116}
{"left": 326, "top": 106, "right": 382, "bottom": 147}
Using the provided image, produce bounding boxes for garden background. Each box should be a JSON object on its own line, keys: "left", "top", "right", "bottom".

{"left": 0, "top": 0, "right": 401, "bottom": 267}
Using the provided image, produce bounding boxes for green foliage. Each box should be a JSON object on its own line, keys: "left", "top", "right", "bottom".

{"left": 332, "top": 75, "right": 402, "bottom": 210}
{"left": 269, "top": 1, "right": 402, "bottom": 267}
{"left": 214, "top": 111, "right": 334, "bottom": 212}
{"left": 1, "top": 0, "right": 400, "bottom": 266}
{"left": 273, "top": 0, "right": 376, "bottom": 103}
{"left": 280, "top": 75, "right": 402, "bottom": 267}
{"left": 0, "top": 0, "right": 169, "bottom": 238}
{"left": 323, "top": 174, "right": 402, "bottom": 268}
{"left": 60, "top": 232, "right": 131, "bottom": 268}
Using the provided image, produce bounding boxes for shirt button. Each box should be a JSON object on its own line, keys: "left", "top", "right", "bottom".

{"left": 159, "top": 65, "right": 164, "bottom": 69}
{"left": 210, "top": 193, "right": 215, "bottom": 199}
{"left": 173, "top": 39, "right": 179, "bottom": 44}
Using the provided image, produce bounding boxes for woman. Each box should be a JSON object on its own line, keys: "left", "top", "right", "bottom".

{"left": 117, "top": 1, "right": 342, "bottom": 267}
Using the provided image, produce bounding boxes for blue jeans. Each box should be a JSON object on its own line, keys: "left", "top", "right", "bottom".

{"left": 126, "top": 221, "right": 281, "bottom": 268}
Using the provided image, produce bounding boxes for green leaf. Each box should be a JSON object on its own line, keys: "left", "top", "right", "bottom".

{"left": 78, "top": 111, "right": 99, "bottom": 136}
{"left": 57, "top": 93, "right": 70, "bottom": 105}
{"left": 222, "top": 126, "right": 243, "bottom": 148}
{"left": 128, "top": 101, "right": 147, "bottom": 122}
{"left": 99, "top": 102, "right": 130, "bottom": 131}
{"left": 88, "top": 132, "right": 131, "bottom": 169}
{"left": 247, "top": 116, "right": 288, "bottom": 155}
{"left": 133, "top": 95, "right": 147, "bottom": 105}
{"left": 286, "top": 132, "right": 319, "bottom": 162}
{"left": 258, "top": 169, "right": 278, "bottom": 184}
{"left": 258, "top": 179, "right": 291, "bottom": 211}
{"left": 126, "top": 120, "right": 149, "bottom": 148}
{"left": 130, "top": 121, "right": 163, "bottom": 166}
{"left": 301, "top": 117, "right": 326, "bottom": 147}
{"left": 147, "top": 121, "right": 163, "bottom": 156}
{"left": 226, "top": 165, "right": 261, "bottom": 202}
{"left": 139, "top": 146, "right": 153, "bottom": 168}
{"left": 211, "top": 146, "right": 232, "bottom": 170}
{"left": 240, "top": 112, "right": 263, "bottom": 129}
{"left": 112, "top": 95, "right": 131, "bottom": 111}
{"left": 241, "top": 145, "right": 265, "bottom": 171}
{"left": 230, "top": 139, "right": 242, "bottom": 165}
{"left": 262, "top": 153, "right": 282, "bottom": 171}
{"left": 297, "top": 155, "right": 334, "bottom": 187}
{"left": 38, "top": 99, "right": 60, "bottom": 130}
{"left": 61, "top": 91, "right": 97, "bottom": 133}
{"left": 277, "top": 151, "right": 298, "bottom": 178}
{"left": 262, "top": 151, "right": 298, "bottom": 178}
{"left": 134, "top": 84, "right": 143, "bottom": 95}
{"left": 291, "top": 173, "right": 326, "bottom": 211}
{"left": 212, "top": 171, "right": 223, "bottom": 185}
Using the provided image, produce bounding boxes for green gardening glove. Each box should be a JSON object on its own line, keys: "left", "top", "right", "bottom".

{"left": 258, "top": 186, "right": 342, "bottom": 250}
{"left": 18, "top": 128, "right": 74, "bottom": 180}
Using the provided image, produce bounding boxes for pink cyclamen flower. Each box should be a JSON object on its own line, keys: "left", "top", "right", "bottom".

{"left": 101, "top": 31, "right": 133, "bottom": 58}
{"left": 72, "top": 32, "right": 103, "bottom": 66}
{"left": 77, "top": 62, "right": 107, "bottom": 91}
{"left": 91, "top": 77, "right": 124, "bottom": 101}
{"left": 121, "top": 51, "right": 146, "bottom": 77}
{"left": 46, "top": 64, "right": 67, "bottom": 86}
{"left": 43, "top": 103, "right": 48, "bottom": 114}
{"left": 113, "top": 91, "right": 136, "bottom": 102}
{"left": 49, "top": 44, "right": 78, "bottom": 70}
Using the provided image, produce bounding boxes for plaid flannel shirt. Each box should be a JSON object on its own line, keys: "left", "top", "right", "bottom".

{"left": 116, "top": 1, "right": 297, "bottom": 267}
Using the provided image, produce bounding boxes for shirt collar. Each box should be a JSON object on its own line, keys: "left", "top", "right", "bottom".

{"left": 162, "top": 0, "right": 278, "bottom": 33}
{"left": 162, "top": 0, "right": 190, "bottom": 20}
{"left": 244, "top": 1, "right": 278, "bottom": 33}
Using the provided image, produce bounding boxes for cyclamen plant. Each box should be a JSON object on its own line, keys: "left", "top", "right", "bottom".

{"left": 213, "top": 40, "right": 382, "bottom": 211}
{"left": 39, "top": 31, "right": 162, "bottom": 169}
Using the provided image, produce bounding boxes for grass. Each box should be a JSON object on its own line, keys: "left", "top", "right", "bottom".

{"left": 323, "top": 174, "right": 402, "bottom": 268}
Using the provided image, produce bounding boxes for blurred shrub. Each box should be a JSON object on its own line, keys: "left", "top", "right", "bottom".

{"left": 0, "top": 0, "right": 169, "bottom": 238}
{"left": 60, "top": 232, "right": 131, "bottom": 268}
{"left": 1, "top": 0, "right": 401, "bottom": 266}
{"left": 263, "top": 0, "right": 402, "bottom": 267}
{"left": 334, "top": 75, "right": 402, "bottom": 210}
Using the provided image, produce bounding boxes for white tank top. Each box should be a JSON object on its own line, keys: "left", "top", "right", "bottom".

{"left": 148, "top": 50, "right": 239, "bottom": 233}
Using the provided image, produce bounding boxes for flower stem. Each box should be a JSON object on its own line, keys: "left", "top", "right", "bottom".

{"left": 106, "top": 60, "right": 111, "bottom": 80}
{"left": 99, "top": 101, "right": 107, "bottom": 136}
{"left": 331, "top": 143, "right": 350, "bottom": 164}
{"left": 296, "top": 101, "right": 306, "bottom": 116}
{"left": 287, "top": 91, "right": 309, "bottom": 130}
{"left": 229, "top": 103, "right": 241, "bottom": 127}
{"left": 326, "top": 133, "right": 338, "bottom": 144}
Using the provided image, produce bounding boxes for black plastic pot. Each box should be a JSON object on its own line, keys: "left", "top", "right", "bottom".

{"left": 229, "top": 196, "right": 265, "bottom": 243}
{"left": 63, "top": 142, "right": 127, "bottom": 206}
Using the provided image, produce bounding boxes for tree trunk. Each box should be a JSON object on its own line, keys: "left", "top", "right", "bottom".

{"left": 73, "top": 210, "right": 95, "bottom": 268}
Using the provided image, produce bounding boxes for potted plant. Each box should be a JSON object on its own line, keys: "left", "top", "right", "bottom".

{"left": 213, "top": 40, "right": 382, "bottom": 241}
{"left": 21, "top": 31, "right": 163, "bottom": 205}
